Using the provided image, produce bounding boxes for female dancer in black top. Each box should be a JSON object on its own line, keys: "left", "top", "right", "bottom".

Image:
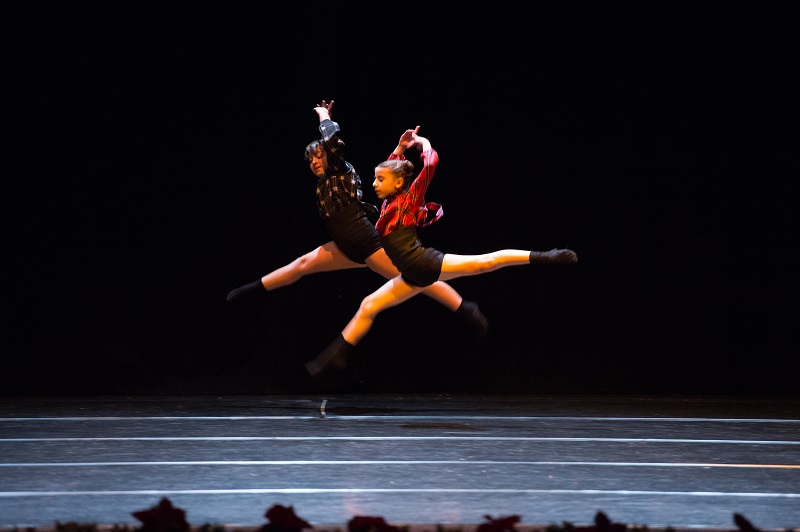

{"left": 226, "top": 101, "right": 488, "bottom": 335}
{"left": 306, "top": 126, "right": 577, "bottom": 376}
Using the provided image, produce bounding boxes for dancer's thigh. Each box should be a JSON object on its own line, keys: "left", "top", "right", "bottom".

{"left": 304, "top": 241, "right": 369, "bottom": 273}
{"left": 438, "top": 253, "right": 480, "bottom": 280}
{"left": 367, "top": 276, "right": 425, "bottom": 311}
{"left": 364, "top": 248, "right": 402, "bottom": 279}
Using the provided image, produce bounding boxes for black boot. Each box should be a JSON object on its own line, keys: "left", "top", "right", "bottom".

{"left": 305, "top": 334, "right": 354, "bottom": 377}
{"left": 529, "top": 249, "right": 578, "bottom": 265}
{"left": 226, "top": 279, "right": 268, "bottom": 308}
{"left": 455, "top": 300, "right": 489, "bottom": 338}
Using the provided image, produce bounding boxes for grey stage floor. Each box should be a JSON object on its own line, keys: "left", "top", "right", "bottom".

{"left": 1, "top": 394, "right": 799, "bottom": 530}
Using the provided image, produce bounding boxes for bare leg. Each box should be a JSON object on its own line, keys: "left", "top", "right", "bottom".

{"left": 342, "top": 276, "right": 424, "bottom": 345}
{"left": 438, "top": 250, "right": 533, "bottom": 281}
{"left": 261, "top": 241, "right": 366, "bottom": 291}
{"left": 305, "top": 276, "right": 423, "bottom": 377}
{"left": 227, "top": 241, "right": 366, "bottom": 305}
{"left": 364, "top": 248, "right": 462, "bottom": 311}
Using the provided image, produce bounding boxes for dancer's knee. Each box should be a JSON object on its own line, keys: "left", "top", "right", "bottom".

{"left": 294, "top": 253, "right": 318, "bottom": 276}
{"left": 358, "top": 293, "right": 384, "bottom": 320}
{"left": 474, "top": 255, "right": 500, "bottom": 273}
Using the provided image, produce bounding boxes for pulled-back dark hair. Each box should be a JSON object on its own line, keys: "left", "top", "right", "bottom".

{"left": 375, "top": 159, "right": 415, "bottom": 190}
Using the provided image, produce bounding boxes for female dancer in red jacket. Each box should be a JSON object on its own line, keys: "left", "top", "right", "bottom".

{"left": 306, "top": 125, "right": 577, "bottom": 376}
{"left": 227, "top": 101, "right": 488, "bottom": 335}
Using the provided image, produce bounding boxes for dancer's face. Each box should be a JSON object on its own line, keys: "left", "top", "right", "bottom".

{"left": 373, "top": 168, "right": 403, "bottom": 200}
{"left": 308, "top": 147, "right": 328, "bottom": 177}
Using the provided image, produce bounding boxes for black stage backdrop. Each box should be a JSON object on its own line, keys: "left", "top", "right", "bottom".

{"left": 5, "top": 2, "right": 799, "bottom": 396}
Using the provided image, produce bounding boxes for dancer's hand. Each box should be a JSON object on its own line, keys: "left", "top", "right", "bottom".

{"left": 314, "top": 99, "right": 334, "bottom": 120}
{"left": 398, "top": 126, "right": 420, "bottom": 150}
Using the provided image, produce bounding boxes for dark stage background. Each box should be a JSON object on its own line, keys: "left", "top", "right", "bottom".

{"left": 5, "top": 2, "right": 799, "bottom": 396}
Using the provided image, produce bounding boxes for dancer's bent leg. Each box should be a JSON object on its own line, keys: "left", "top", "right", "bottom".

{"left": 365, "top": 248, "right": 461, "bottom": 311}
{"left": 306, "top": 277, "right": 423, "bottom": 377}
{"left": 342, "top": 277, "right": 424, "bottom": 346}
{"left": 365, "top": 248, "right": 488, "bottom": 336}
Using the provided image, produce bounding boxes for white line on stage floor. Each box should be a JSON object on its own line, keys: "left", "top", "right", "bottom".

{"left": 1, "top": 460, "right": 799, "bottom": 468}
{"left": 3, "top": 436, "right": 799, "bottom": 444}
{"left": 2, "top": 416, "right": 799, "bottom": 422}
{"left": 0, "top": 488, "right": 798, "bottom": 498}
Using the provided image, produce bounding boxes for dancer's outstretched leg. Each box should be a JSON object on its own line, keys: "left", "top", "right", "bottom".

{"left": 227, "top": 241, "right": 366, "bottom": 307}
{"left": 438, "top": 248, "right": 577, "bottom": 280}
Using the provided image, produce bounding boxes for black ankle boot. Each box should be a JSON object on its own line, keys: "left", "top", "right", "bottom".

{"left": 226, "top": 279, "right": 268, "bottom": 307}
{"left": 529, "top": 249, "right": 578, "bottom": 265}
{"left": 455, "top": 300, "right": 489, "bottom": 338}
{"left": 305, "top": 334, "right": 354, "bottom": 377}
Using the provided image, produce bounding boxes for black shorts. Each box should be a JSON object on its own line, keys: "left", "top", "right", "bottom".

{"left": 380, "top": 226, "right": 444, "bottom": 287}
{"left": 324, "top": 201, "right": 382, "bottom": 264}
